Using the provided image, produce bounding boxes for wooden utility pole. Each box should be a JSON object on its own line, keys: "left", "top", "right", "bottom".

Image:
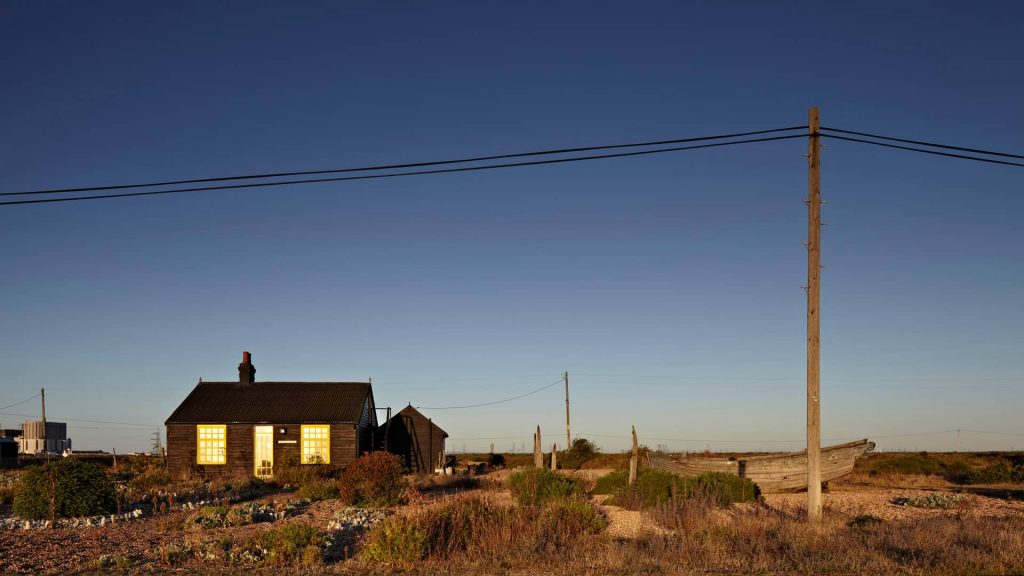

{"left": 40, "top": 388, "right": 48, "bottom": 461}
{"left": 806, "top": 106, "right": 822, "bottom": 522}
{"left": 564, "top": 371, "right": 571, "bottom": 450}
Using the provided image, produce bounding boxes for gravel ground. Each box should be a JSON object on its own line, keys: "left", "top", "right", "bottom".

{"left": 762, "top": 487, "right": 1024, "bottom": 521}
{"left": 3, "top": 479, "right": 1023, "bottom": 573}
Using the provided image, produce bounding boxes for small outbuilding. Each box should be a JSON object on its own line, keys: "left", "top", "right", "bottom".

{"left": 380, "top": 405, "right": 447, "bottom": 474}
{"left": 165, "top": 352, "right": 377, "bottom": 479}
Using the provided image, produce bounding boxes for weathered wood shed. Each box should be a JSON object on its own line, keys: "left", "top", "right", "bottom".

{"left": 164, "top": 352, "right": 377, "bottom": 479}
{"left": 380, "top": 405, "right": 447, "bottom": 474}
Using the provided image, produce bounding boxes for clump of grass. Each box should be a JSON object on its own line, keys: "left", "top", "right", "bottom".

{"left": 648, "top": 490, "right": 717, "bottom": 531}
{"left": 361, "top": 516, "right": 429, "bottom": 562}
{"left": 539, "top": 497, "right": 607, "bottom": 540}
{"left": 258, "top": 524, "right": 324, "bottom": 566}
{"left": 362, "top": 495, "right": 606, "bottom": 564}
{"left": 297, "top": 478, "right": 339, "bottom": 502}
{"left": 596, "top": 469, "right": 758, "bottom": 509}
{"left": 506, "top": 467, "right": 581, "bottom": 506}
{"left": 848, "top": 514, "right": 885, "bottom": 530}
{"left": 126, "top": 465, "right": 172, "bottom": 494}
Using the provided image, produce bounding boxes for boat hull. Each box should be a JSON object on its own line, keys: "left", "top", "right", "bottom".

{"left": 650, "top": 439, "right": 874, "bottom": 493}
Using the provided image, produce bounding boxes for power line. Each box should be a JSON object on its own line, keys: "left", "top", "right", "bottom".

{"left": 961, "top": 429, "right": 1024, "bottom": 437}
{"left": 0, "top": 134, "right": 808, "bottom": 207}
{"left": 1, "top": 126, "right": 808, "bottom": 197}
{"left": 0, "top": 393, "right": 40, "bottom": 411}
{"left": 417, "top": 377, "right": 563, "bottom": 410}
{"left": 0, "top": 411, "right": 155, "bottom": 428}
{"left": 821, "top": 127, "right": 1024, "bottom": 160}
{"left": 820, "top": 134, "right": 1024, "bottom": 168}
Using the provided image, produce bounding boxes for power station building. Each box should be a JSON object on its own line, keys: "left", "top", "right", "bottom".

{"left": 19, "top": 420, "right": 71, "bottom": 455}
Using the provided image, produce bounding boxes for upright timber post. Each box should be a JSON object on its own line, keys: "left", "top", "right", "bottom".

{"left": 806, "top": 106, "right": 822, "bottom": 522}
{"left": 564, "top": 371, "right": 571, "bottom": 450}
{"left": 628, "top": 426, "right": 639, "bottom": 486}
{"left": 534, "top": 426, "right": 543, "bottom": 468}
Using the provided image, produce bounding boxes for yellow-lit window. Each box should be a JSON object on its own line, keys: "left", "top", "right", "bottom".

{"left": 301, "top": 425, "right": 330, "bottom": 464}
{"left": 197, "top": 425, "right": 226, "bottom": 465}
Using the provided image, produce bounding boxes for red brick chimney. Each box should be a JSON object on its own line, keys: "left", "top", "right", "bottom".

{"left": 238, "top": 351, "right": 255, "bottom": 385}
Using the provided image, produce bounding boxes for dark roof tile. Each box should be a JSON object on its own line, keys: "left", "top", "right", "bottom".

{"left": 165, "top": 382, "right": 371, "bottom": 424}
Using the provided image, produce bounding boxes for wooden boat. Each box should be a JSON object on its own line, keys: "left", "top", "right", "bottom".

{"left": 650, "top": 439, "right": 874, "bottom": 493}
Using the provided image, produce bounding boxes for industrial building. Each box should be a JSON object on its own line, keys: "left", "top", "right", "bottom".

{"left": 19, "top": 420, "right": 71, "bottom": 455}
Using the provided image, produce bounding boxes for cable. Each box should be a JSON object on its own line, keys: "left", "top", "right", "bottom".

{"left": 2, "top": 126, "right": 808, "bottom": 197}
{"left": 820, "top": 134, "right": 1024, "bottom": 168}
{"left": 0, "top": 134, "right": 808, "bottom": 206}
{"left": 0, "top": 394, "right": 40, "bottom": 411}
{"left": 821, "top": 127, "right": 1024, "bottom": 160}
{"left": 417, "top": 378, "right": 563, "bottom": 410}
{"left": 961, "top": 429, "right": 1024, "bottom": 437}
{"left": 0, "top": 411, "right": 155, "bottom": 428}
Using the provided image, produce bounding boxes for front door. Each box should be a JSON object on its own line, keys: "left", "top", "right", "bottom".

{"left": 254, "top": 426, "right": 273, "bottom": 479}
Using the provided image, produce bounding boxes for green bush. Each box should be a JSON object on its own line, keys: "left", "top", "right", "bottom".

{"left": 596, "top": 469, "right": 758, "bottom": 509}
{"left": 258, "top": 524, "right": 323, "bottom": 565}
{"left": 967, "top": 462, "right": 1024, "bottom": 484}
{"left": 506, "top": 467, "right": 581, "bottom": 506}
{"left": 539, "top": 498, "right": 607, "bottom": 540}
{"left": 338, "top": 451, "right": 407, "bottom": 507}
{"left": 558, "top": 438, "right": 599, "bottom": 470}
{"left": 13, "top": 459, "right": 116, "bottom": 519}
{"left": 297, "top": 478, "right": 339, "bottom": 502}
{"left": 593, "top": 469, "right": 630, "bottom": 495}
{"left": 361, "top": 517, "right": 429, "bottom": 562}
{"left": 869, "top": 454, "right": 943, "bottom": 476}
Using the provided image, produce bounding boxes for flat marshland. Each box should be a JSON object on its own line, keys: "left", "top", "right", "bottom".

{"left": 1, "top": 450, "right": 1023, "bottom": 575}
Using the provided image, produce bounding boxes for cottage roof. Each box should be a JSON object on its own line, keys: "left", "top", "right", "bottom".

{"left": 165, "top": 381, "right": 372, "bottom": 424}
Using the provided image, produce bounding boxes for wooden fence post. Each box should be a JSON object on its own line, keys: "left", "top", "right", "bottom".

{"left": 628, "top": 426, "right": 639, "bottom": 486}
{"left": 534, "top": 426, "right": 543, "bottom": 468}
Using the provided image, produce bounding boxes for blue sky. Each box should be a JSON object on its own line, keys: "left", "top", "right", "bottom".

{"left": 1, "top": 1, "right": 1022, "bottom": 453}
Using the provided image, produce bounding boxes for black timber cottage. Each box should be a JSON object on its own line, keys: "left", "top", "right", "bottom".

{"left": 165, "top": 352, "right": 377, "bottom": 479}
{"left": 381, "top": 405, "right": 448, "bottom": 474}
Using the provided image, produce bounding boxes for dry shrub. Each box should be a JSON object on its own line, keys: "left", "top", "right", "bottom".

{"left": 361, "top": 516, "right": 429, "bottom": 562}
{"left": 506, "top": 467, "right": 581, "bottom": 506}
{"left": 362, "top": 495, "right": 605, "bottom": 564}
{"left": 297, "top": 478, "right": 339, "bottom": 502}
{"left": 338, "top": 451, "right": 407, "bottom": 507}
{"left": 648, "top": 489, "right": 717, "bottom": 531}
{"left": 126, "top": 465, "right": 172, "bottom": 494}
{"left": 414, "top": 474, "right": 480, "bottom": 494}
{"left": 258, "top": 523, "right": 324, "bottom": 566}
